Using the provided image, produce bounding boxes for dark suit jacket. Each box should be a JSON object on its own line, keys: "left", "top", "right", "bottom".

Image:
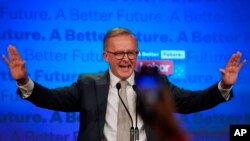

{"left": 17, "top": 71, "right": 232, "bottom": 141}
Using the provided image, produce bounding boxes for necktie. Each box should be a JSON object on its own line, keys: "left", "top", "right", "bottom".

{"left": 117, "top": 81, "right": 130, "bottom": 141}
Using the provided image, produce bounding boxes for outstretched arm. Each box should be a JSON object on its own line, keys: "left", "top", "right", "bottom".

{"left": 2, "top": 45, "right": 80, "bottom": 111}
{"left": 219, "top": 51, "right": 246, "bottom": 89}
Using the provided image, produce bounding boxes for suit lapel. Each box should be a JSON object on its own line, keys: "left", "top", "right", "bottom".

{"left": 95, "top": 71, "right": 110, "bottom": 139}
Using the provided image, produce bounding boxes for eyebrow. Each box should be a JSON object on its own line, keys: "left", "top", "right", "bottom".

{"left": 112, "top": 50, "right": 138, "bottom": 52}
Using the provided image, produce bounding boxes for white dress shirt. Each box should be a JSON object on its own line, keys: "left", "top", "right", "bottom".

{"left": 103, "top": 70, "right": 147, "bottom": 141}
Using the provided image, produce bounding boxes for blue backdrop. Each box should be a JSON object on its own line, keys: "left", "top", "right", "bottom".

{"left": 0, "top": 0, "right": 249, "bottom": 141}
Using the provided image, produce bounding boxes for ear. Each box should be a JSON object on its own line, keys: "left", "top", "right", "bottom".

{"left": 103, "top": 51, "right": 109, "bottom": 62}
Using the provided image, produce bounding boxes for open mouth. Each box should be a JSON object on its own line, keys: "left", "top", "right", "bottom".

{"left": 119, "top": 64, "right": 132, "bottom": 71}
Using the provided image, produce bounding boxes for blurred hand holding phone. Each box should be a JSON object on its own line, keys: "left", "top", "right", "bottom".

{"left": 135, "top": 66, "right": 189, "bottom": 141}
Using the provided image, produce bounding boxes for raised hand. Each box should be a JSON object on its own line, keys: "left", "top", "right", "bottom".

{"left": 219, "top": 51, "right": 246, "bottom": 89}
{"left": 2, "top": 45, "right": 29, "bottom": 85}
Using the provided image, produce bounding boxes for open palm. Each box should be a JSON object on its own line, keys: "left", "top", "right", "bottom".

{"left": 219, "top": 51, "right": 246, "bottom": 88}
{"left": 2, "top": 45, "right": 28, "bottom": 84}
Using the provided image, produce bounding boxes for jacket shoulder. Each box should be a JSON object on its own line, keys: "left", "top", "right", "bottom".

{"left": 77, "top": 71, "right": 109, "bottom": 84}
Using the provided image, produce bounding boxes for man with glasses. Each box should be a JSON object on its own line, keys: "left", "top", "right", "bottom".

{"left": 2, "top": 27, "right": 246, "bottom": 141}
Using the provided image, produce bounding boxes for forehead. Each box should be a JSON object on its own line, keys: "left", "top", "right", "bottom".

{"left": 107, "top": 34, "right": 137, "bottom": 51}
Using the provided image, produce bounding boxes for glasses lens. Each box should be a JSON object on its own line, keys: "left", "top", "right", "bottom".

{"left": 127, "top": 51, "right": 137, "bottom": 59}
{"left": 114, "top": 52, "right": 125, "bottom": 59}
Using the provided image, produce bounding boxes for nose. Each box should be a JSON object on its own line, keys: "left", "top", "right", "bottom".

{"left": 122, "top": 53, "right": 129, "bottom": 61}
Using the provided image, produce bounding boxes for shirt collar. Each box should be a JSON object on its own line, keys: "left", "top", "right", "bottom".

{"left": 109, "top": 69, "right": 135, "bottom": 88}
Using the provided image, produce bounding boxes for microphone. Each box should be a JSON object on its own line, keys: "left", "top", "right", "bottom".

{"left": 116, "top": 82, "right": 135, "bottom": 141}
{"left": 132, "top": 85, "right": 139, "bottom": 141}
{"left": 116, "top": 82, "right": 121, "bottom": 90}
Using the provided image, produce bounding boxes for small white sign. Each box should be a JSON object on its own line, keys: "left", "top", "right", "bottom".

{"left": 161, "top": 50, "right": 185, "bottom": 59}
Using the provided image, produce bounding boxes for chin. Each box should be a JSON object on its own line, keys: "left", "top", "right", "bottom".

{"left": 118, "top": 72, "right": 132, "bottom": 80}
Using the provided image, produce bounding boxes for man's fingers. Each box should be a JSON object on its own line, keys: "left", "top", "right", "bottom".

{"left": 12, "top": 46, "right": 22, "bottom": 60}
{"left": 227, "top": 52, "right": 242, "bottom": 67}
{"left": 235, "top": 51, "right": 242, "bottom": 62}
{"left": 8, "top": 45, "right": 16, "bottom": 61}
{"left": 2, "top": 54, "right": 10, "bottom": 65}
{"left": 8, "top": 45, "right": 22, "bottom": 61}
{"left": 234, "top": 51, "right": 246, "bottom": 70}
{"left": 238, "top": 59, "right": 247, "bottom": 70}
{"left": 226, "top": 53, "right": 236, "bottom": 67}
{"left": 233, "top": 54, "right": 238, "bottom": 62}
{"left": 12, "top": 60, "right": 25, "bottom": 67}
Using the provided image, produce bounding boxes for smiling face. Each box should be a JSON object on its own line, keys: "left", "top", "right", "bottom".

{"left": 103, "top": 34, "right": 138, "bottom": 80}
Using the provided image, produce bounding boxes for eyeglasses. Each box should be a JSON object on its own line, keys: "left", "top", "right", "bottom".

{"left": 106, "top": 51, "right": 139, "bottom": 60}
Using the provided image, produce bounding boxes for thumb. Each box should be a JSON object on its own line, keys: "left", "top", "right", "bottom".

{"left": 21, "top": 60, "right": 26, "bottom": 67}
{"left": 219, "top": 68, "right": 226, "bottom": 75}
{"left": 2, "top": 54, "right": 10, "bottom": 66}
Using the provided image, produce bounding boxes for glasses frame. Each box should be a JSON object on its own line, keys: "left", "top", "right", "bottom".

{"left": 106, "top": 50, "right": 139, "bottom": 60}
